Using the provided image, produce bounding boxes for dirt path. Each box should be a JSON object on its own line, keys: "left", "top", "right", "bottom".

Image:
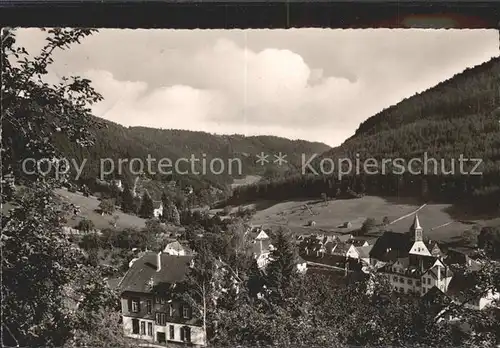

{"left": 389, "top": 203, "right": 427, "bottom": 225}
{"left": 430, "top": 221, "right": 454, "bottom": 231}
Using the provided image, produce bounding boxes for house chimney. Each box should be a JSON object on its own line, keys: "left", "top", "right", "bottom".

{"left": 157, "top": 251, "right": 162, "bottom": 272}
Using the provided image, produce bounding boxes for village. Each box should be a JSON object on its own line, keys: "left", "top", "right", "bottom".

{"left": 111, "top": 194, "right": 500, "bottom": 346}
{"left": 4, "top": 26, "right": 500, "bottom": 348}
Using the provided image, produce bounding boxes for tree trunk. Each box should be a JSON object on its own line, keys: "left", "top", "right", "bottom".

{"left": 203, "top": 283, "right": 207, "bottom": 346}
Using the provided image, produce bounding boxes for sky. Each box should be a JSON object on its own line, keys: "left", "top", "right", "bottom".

{"left": 15, "top": 28, "right": 500, "bottom": 147}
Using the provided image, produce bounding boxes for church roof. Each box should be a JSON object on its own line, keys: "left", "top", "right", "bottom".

{"left": 369, "top": 231, "right": 413, "bottom": 261}
{"left": 410, "top": 213, "right": 422, "bottom": 231}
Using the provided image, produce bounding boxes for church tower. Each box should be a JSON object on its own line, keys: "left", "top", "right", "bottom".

{"left": 410, "top": 214, "right": 423, "bottom": 242}
{"left": 409, "top": 214, "right": 431, "bottom": 257}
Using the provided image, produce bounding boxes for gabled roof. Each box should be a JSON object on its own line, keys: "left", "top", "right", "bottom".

{"left": 370, "top": 231, "right": 413, "bottom": 261}
{"left": 421, "top": 286, "right": 452, "bottom": 314}
{"left": 324, "top": 241, "right": 336, "bottom": 254}
{"left": 349, "top": 240, "right": 364, "bottom": 247}
{"left": 428, "top": 242, "right": 444, "bottom": 257}
{"left": 252, "top": 239, "right": 271, "bottom": 255}
{"left": 164, "top": 241, "right": 193, "bottom": 254}
{"left": 255, "top": 230, "right": 269, "bottom": 240}
{"left": 336, "top": 234, "right": 352, "bottom": 243}
{"left": 356, "top": 245, "right": 373, "bottom": 259}
{"left": 118, "top": 252, "right": 194, "bottom": 294}
{"left": 332, "top": 242, "right": 350, "bottom": 255}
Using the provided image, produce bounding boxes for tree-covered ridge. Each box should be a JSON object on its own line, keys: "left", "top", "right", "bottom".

{"left": 350, "top": 57, "right": 500, "bottom": 138}
{"left": 53, "top": 117, "right": 330, "bottom": 190}
{"left": 328, "top": 114, "right": 500, "bottom": 173}
{"left": 227, "top": 57, "right": 500, "bottom": 212}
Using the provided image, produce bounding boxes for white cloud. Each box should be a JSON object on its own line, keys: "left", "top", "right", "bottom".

{"left": 14, "top": 28, "right": 500, "bottom": 146}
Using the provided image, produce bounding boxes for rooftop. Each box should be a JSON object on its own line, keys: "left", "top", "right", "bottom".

{"left": 118, "top": 252, "right": 194, "bottom": 294}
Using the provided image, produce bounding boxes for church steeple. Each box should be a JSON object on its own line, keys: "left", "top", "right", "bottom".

{"left": 408, "top": 213, "right": 431, "bottom": 257}
{"left": 410, "top": 214, "right": 423, "bottom": 242}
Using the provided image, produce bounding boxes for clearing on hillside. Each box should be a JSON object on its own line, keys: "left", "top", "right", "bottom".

{"left": 55, "top": 188, "right": 147, "bottom": 230}
{"left": 230, "top": 175, "right": 262, "bottom": 189}
{"left": 247, "top": 196, "right": 496, "bottom": 242}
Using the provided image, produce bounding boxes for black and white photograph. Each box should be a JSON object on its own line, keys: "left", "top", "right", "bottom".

{"left": 2, "top": 24, "right": 500, "bottom": 348}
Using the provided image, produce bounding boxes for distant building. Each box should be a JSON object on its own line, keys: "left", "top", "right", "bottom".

{"left": 296, "top": 256, "right": 308, "bottom": 273}
{"left": 346, "top": 244, "right": 373, "bottom": 265}
{"left": 251, "top": 228, "right": 306, "bottom": 272}
{"left": 251, "top": 230, "right": 272, "bottom": 269}
{"left": 163, "top": 241, "right": 194, "bottom": 256}
{"left": 113, "top": 179, "right": 123, "bottom": 191}
{"left": 153, "top": 201, "right": 164, "bottom": 219}
{"left": 369, "top": 214, "right": 454, "bottom": 297}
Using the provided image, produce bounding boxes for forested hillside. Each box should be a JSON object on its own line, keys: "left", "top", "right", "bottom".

{"left": 52, "top": 118, "right": 330, "bottom": 194}
{"left": 228, "top": 57, "right": 500, "bottom": 214}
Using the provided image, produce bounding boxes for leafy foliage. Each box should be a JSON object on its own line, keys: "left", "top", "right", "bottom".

{"left": 98, "top": 198, "right": 115, "bottom": 215}
{"left": 77, "top": 218, "right": 95, "bottom": 233}
{"left": 138, "top": 191, "right": 154, "bottom": 219}
{"left": 1, "top": 183, "right": 127, "bottom": 347}
{"left": 1, "top": 28, "right": 129, "bottom": 347}
{"left": 1, "top": 28, "right": 103, "bottom": 185}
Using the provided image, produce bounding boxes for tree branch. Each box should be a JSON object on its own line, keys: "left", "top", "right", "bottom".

{"left": 2, "top": 323, "right": 20, "bottom": 347}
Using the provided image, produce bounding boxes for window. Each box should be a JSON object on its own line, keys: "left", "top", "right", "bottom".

{"left": 407, "top": 279, "right": 413, "bottom": 285}
{"left": 131, "top": 298, "right": 140, "bottom": 313}
{"left": 181, "top": 326, "right": 191, "bottom": 342}
{"left": 416, "top": 281, "right": 421, "bottom": 287}
{"left": 169, "top": 325, "right": 175, "bottom": 339}
{"left": 147, "top": 322, "right": 153, "bottom": 336}
{"left": 155, "top": 297, "right": 161, "bottom": 304}
{"left": 169, "top": 303, "right": 174, "bottom": 317}
{"left": 399, "top": 287, "right": 404, "bottom": 293}
{"left": 140, "top": 321, "right": 146, "bottom": 335}
{"left": 157, "top": 332, "right": 166, "bottom": 344}
{"left": 393, "top": 276, "right": 397, "bottom": 282}
{"left": 427, "top": 278, "right": 431, "bottom": 285}
{"left": 146, "top": 300, "right": 152, "bottom": 314}
{"left": 183, "top": 306, "right": 190, "bottom": 319}
{"left": 160, "top": 297, "right": 166, "bottom": 304}
{"left": 399, "top": 277, "right": 404, "bottom": 283}
{"left": 155, "top": 312, "right": 166, "bottom": 326}
{"left": 132, "top": 319, "right": 139, "bottom": 334}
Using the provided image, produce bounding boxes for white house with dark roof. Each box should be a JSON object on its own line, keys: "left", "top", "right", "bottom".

{"left": 118, "top": 252, "right": 206, "bottom": 346}
{"left": 250, "top": 228, "right": 307, "bottom": 273}
{"left": 163, "top": 241, "right": 194, "bottom": 256}
{"left": 369, "top": 214, "right": 453, "bottom": 297}
{"left": 153, "top": 201, "right": 164, "bottom": 219}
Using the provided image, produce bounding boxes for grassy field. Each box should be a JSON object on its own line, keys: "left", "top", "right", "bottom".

{"left": 245, "top": 196, "right": 498, "bottom": 242}
{"left": 230, "top": 175, "right": 262, "bottom": 189}
{"left": 55, "top": 188, "right": 147, "bottom": 230}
